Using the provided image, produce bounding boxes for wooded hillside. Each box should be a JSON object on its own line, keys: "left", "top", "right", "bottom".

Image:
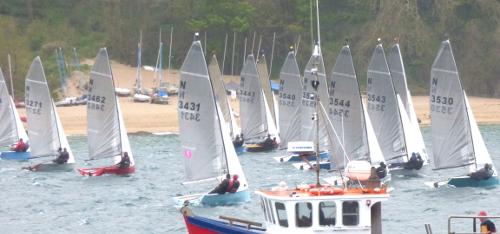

{"left": 1, "top": 0, "right": 500, "bottom": 101}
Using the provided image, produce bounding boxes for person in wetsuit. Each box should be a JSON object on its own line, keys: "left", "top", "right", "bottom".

{"left": 376, "top": 162, "right": 387, "bottom": 179}
{"left": 116, "top": 152, "right": 131, "bottom": 169}
{"left": 209, "top": 174, "right": 231, "bottom": 194}
{"left": 468, "top": 163, "right": 493, "bottom": 180}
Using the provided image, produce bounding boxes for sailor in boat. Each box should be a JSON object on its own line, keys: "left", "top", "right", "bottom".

{"left": 209, "top": 173, "right": 231, "bottom": 194}
{"left": 259, "top": 134, "right": 278, "bottom": 149}
{"left": 403, "top": 152, "right": 419, "bottom": 170}
{"left": 414, "top": 153, "right": 424, "bottom": 170}
{"left": 116, "top": 152, "right": 131, "bottom": 169}
{"left": 376, "top": 162, "right": 388, "bottom": 179}
{"left": 478, "top": 211, "right": 497, "bottom": 233}
{"left": 233, "top": 134, "right": 244, "bottom": 148}
{"left": 468, "top": 163, "right": 494, "bottom": 181}
{"left": 53, "top": 147, "right": 69, "bottom": 164}
{"left": 11, "top": 138, "right": 26, "bottom": 152}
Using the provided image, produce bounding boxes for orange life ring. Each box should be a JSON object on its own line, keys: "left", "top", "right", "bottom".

{"left": 309, "top": 187, "right": 343, "bottom": 195}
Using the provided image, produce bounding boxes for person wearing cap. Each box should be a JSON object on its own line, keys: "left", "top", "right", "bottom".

{"left": 116, "top": 152, "right": 131, "bottom": 169}
{"left": 468, "top": 163, "right": 493, "bottom": 180}
{"left": 227, "top": 174, "right": 240, "bottom": 193}
{"left": 478, "top": 211, "right": 496, "bottom": 233}
{"left": 414, "top": 153, "right": 424, "bottom": 170}
{"left": 404, "top": 152, "right": 418, "bottom": 170}
{"left": 209, "top": 174, "right": 231, "bottom": 194}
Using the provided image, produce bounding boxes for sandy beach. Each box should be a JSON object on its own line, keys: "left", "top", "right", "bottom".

{"left": 16, "top": 59, "right": 500, "bottom": 135}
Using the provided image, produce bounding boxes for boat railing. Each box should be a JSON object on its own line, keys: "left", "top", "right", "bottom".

{"left": 219, "top": 215, "right": 263, "bottom": 230}
{"left": 424, "top": 215, "right": 500, "bottom": 234}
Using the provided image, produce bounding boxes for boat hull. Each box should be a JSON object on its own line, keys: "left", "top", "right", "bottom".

{"left": 183, "top": 215, "right": 264, "bottom": 234}
{"left": 235, "top": 146, "right": 246, "bottom": 154}
{"left": 246, "top": 144, "right": 278, "bottom": 153}
{"left": 274, "top": 152, "right": 329, "bottom": 162}
{"left": 173, "top": 190, "right": 251, "bottom": 207}
{"left": 22, "top": 162, "right": 74, "bottom": 172}
{"left": 77, "top": 165, "right": 136, "bottom": 176}
{"left": 293, "top": 161, "right": 330, "bottom": 170}
{"left": 0, "top": 151, "right": 31, "bottom": 160}
{"left": 388, "top": 163, "right": 430, "bottom": 177}
{"left": 447, "top": 176, "right": 499, "bottom": 187}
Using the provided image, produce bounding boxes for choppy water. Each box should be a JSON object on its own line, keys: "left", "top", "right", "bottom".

{"left": 1, "top": 126, "right": 500, "bottom": 234}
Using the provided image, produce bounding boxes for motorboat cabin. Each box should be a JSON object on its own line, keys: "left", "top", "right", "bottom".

{"left": 255, "top": 182, "right": 389, "bottom": 234}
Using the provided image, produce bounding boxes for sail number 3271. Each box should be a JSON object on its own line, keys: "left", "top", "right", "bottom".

{"left": 25, "top": 100, "right": 42, "bottom": 115}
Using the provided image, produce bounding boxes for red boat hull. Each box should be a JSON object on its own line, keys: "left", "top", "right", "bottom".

{"left": 77, "top": 165, "right": 136, "bottom": 176}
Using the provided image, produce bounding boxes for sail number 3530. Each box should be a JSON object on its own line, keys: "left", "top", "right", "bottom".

{"left": 430, "top": 95, "right": 454, "bottom": 114}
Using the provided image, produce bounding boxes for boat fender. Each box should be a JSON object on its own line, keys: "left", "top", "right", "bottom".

{"left": 309, "top": 187, "right": 343, "bottom": 195}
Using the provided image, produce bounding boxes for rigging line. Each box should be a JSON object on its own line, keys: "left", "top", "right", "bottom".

{"left": 269, "top": 32, "right": 276, "bottom": 78}
{"left": 222, "top": 32, "right": 228, "bottom": 76}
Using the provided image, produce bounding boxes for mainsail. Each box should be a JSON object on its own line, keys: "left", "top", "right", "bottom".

{"left": 178, "top": 41, "right": 248, "bottom": 187}
{"left": 387, "top": 43, "right": 429, "bottom": 162}
{"left": 278, "top": 52, "right": 302, "bottom": 148}
{"left": 430, "top": 40, "right": 474, "bottom": 170}
{"left": 0, "top": 68, "right": 25, "bottom": 147}
{"left": 328, "top": 46, "right": 370, "bottom": 169}
{"left": 239, "top": 54, "right": 267, "bottom": 140}
{"left": 302, "top": 45, "right": 329, "bottom": 151}
{"left": 25, "top": 57, "right": 60, "bottom": 157}
{"left": 208, "top": 55, "right": 239, "bottom": 139}
{"left": 367, "top": 44, "right": 406, "bottom": 160}
{"left": 87, "top": 48, "right": 130, "bottom": 162}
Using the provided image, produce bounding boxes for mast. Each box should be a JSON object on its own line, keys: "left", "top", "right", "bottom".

{"left": 55, "top": 49, "right": 65, "bottom": 98}
{"left": 231, "top": 30, "right": 236, "bottom": 76}
{"left": 168, "top": 27, "right": 173, "bottom": 85}
{"left": 73, "top": 48, "right": 85, "bottom": 93}
{"left": 269, "top": 32, "right": 276, "bottom": 78}
{"left": 59, "top": 48, "right": 69, "bottom": 96}
{"left": 137, "top": 29, "right": 142, "bottom": 90}
{"left": 7, "top": 53, "right": 14, "bottom": 100}
{"left": 222, "top": 31, "right": 228, "bottom": 75}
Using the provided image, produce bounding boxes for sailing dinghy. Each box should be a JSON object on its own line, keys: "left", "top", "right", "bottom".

{"left": 386, "top": 43, "right": 430, "bottom": 176}
{"left": 21, "top": 57, "right": 75, "bottom": 171}
{"left": 239, "top": 54, "right": 279, "bottom": 152}
{"left": 426, "top": 40, "right": 498, "bottom": 188}
{"left": 207, "top": 54, "right": 243, "bottom": 153}
{"left": 172, "top": 39, "right": 250, "bottom": 206}
{"left": 0, "top": 68, "right": 30, "bottom": 160}
{"left": 77, "top": 48, "right": 135, "bottom": 176}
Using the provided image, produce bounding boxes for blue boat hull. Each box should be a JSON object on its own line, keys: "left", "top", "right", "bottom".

{"left": 285, "top": 152, "right": 329, "bottom": 162}
{"left": 184, "top": 214, "right": 265, "bottom": 234}
{"left": 235, "top": 146, "right": 246, "bottom": 154}
{"left": 0, "top": 151, "right": 31, "bottom": 160}
{"left": 447, "top": 176, "right": 499, "bottom": 187}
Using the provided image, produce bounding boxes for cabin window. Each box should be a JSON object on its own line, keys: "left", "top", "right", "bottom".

{"left": 267, "top": 199, "right": 275, "bottom": 224}
{"left": 260, "top": 197, "right": 268, "bottom": 222}
{"left": 342, "top": 201, "right": 359, "bottom": 226}
{"left": 275, "top": 202, "right": 288, "bottom": 227}
{"left": 295, "top": 202, "right": 313, "bottom": 227}
{"left": 319, "top": 201, "right": 336, "bottom": 226}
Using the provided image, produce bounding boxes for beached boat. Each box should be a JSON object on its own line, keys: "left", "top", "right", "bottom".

{"left": 21, "top": 57, "right": 75, "bottom": 171}
{"left": 386, "top": 43, "right": 430, "bottom": 176}
{"left": 239, "top": 54, "right": 279, "bottom": 152}
{"left": 0, "top": 68, "right": 30, "bottom": 160}
{"left": 180, "top": 41, "right": 391, "bottom": 232}
{"left": 208, "top": 54, "right": 243, "bottom": 153}
{"left": 426, "top": 40, "right": 498, "bottom": 188}
{"left": 77, "top": 48, "right": 136, "bottom": 176}
{"left": 172, "top": 38, "right": 250, "bottom": 206}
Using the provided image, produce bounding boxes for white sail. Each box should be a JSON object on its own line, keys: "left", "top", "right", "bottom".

{"left": 239, "top": 54, "right": 267, "bottom": 140}
{"left": 0, "top": 67, "right": 27, "bottom": 148}
{"left": 302, "top": 45, "right": 329, "bottom": 151}
{"left": 208, "top": 55, "right": 240, "bottom": 139}
{"left": 178, "top": 41, "right": 228, "bottom": 182}
{"left": 464, "top": 92, "right": 496, "bottom": 176}
{"left": 25, "top": 57, "right": 60, "bottom": 157}
{"left": 430, "top": 40, "right": 474, "bottom": 170}
{"left": 53, "top": 102, "right": 75, "bottom": 163}
{"left": 388, "top": 43, "right": 429, "bottom": 162}
{"left": 257, "top": 55, "right": 277, "bottom": 128}
{"left": 328, "top": 46, "right": 370, "bottom": 168}
{"left": 87, "top": 48, "right": 131, "bottom": 162}
{"left": 367, "top": 44, "right": 406, "bottom": 161}
{"left": 278, "top": 52, "right": 302, "bottom": 148}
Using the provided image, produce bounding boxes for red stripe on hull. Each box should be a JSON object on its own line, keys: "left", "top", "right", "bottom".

{"left": 184, "top": 216, "right": 219, "bottom": 234}
{"left": 77, "top": 165, "right": 136, "bottom": 176}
